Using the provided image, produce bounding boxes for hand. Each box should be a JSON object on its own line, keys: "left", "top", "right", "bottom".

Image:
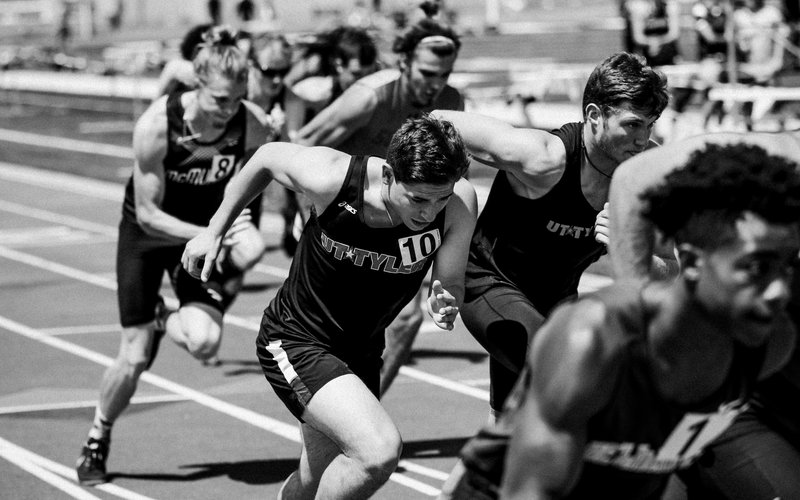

{"left": 427, "top": 280, "right": 458, "bottom": 331}
{"left": 594, "top": 202, "right": 609, "bottom": 247}
{"left": 182, "top": 230, "right": 223, "bottom": 282}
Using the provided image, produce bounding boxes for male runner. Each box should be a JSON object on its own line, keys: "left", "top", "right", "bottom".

{"left": 182, "top": 114, "right": 477, "bottom": 499}
{"left": 293, "top": 15, "right": 464, "bottom": 395}
{"left": 450, "top": 143, "right": 800, "bottom": 499}
{"left": 433, "top": 51, "right": 670, "bottom": 418}
{"left": 610, "top": 130, "right": 800, "bottom": 499}
{"left": 75, "top": 26, "right": 276, "bottom": 485}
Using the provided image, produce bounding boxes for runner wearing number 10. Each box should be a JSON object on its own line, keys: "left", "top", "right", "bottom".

{"left": 182, "top": 114, "right": 477, "bottom": 499}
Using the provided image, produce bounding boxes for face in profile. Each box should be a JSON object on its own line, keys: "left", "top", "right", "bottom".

{"left": 403, "top": 45, "right": 457, "bottom": 108}
{"left": 197, "top": 73, "right": 248, "bottom": 127}
{"left": 692, "top": 211, "right": 800, "bottom": 346}
{"left": 591, "top": 102, "right": 659, "bottom": 167}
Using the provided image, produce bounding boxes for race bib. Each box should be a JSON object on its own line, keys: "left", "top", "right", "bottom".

{"left": 398, "top": 229, "right": 441, "bottom": 266}
{"left": 209, "top": 155, "right": 237, "bottom": 182}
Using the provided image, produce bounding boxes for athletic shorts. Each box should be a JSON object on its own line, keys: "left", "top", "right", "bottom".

{"left": 116, "top": 217, "right": 242, "bottom": 327}
{"left": 256, "top": 316, "right": 382, "bottom": 422}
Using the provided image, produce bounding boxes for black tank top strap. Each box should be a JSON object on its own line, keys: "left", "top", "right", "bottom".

{"left": 317, "top": 155, "right": 369, "bottom": 224}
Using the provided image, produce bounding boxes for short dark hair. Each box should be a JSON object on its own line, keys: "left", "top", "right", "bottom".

{"left": 329, "top": 26, "right": 377, "bottom": 67}
{"left": 386, "top": 114, "right": 469, "bottom": 185}
{"left": 392, "top": 18, "right": 460, "bottom": 60}
{"left": 641, "top": 143, "right": 800, "bottom": 248}
{"left": 582, "top": 52, "right": 669, "bottom": 119}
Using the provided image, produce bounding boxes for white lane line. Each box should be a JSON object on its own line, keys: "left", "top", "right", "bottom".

{"left": 0, "top": 200, "right": 118, "bottom": 236}
{"left": 399, "top": 366, "right": 490, "bottom": 402}
{"left": 39, "top": 323, "right": 120, "bottom": 336}
{"left": 0, "top": 128, "right": 133, "bottom": 158}
{"left": 0, "top": 436, "right": 104, "bottom": 500}
{"left": 0, "top": 436, "right": 157, "bottom": 500}
{"left": 0, "top": 161, "right": 124, "bottom": 201}
{"left": 0, "top": 394, "right": 192, "bottom": 415}
{"left": 0, "top": 313, "right": 441, "bottom": 496}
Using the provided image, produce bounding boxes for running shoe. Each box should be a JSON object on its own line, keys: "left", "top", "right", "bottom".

{"left": 76, "top": 437, "right": 109, "bottom": 485}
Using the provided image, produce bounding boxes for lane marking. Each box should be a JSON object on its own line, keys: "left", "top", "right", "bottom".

{"left": 0, "top": 313, "right": 442, "bottom": 496}
{"left": 0, "top": 437, "right": 104, "bottom": 500}
{"left": 0, "top": 394, "right": 192, "bottom": 415}
{"left": 39, "top": 324, "right": 120, "bottom": 336}
{"left": 0, "top": 436, "right": 157, "bottom": 500}
{"left": 0, "top": 128, "right": 133, "bottom": 158}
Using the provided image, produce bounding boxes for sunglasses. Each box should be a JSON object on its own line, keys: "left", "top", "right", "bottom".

{"left": 256, "top": 64, "right": 291, "bottom": 79}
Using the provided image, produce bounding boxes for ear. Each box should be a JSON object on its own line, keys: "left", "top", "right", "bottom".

{"left": 382, "top": 163, "right": 394, "bottom": 185}
{"left": 677, "top": 243, "right": 702, "bottom": 283}
{"left": 585, "top": 103, "right": 602, "bottom": 127}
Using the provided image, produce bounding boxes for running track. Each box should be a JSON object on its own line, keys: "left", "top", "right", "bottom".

{"left": 0, "top": 100, "right": 612, "bottom": 499}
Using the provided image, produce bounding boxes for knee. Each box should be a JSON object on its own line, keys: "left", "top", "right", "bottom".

{"left": 117, "top": 350, "right": 149, "bottom": 379}
{"left": 186, "top": 333, "right": 220, "bottom": 360}
{"left": 356, "top": 430, "right": 402, "bottom": 485}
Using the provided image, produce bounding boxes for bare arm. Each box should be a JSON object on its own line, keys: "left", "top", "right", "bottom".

{"left": 501, "top": 301, "right": 616, "bottom": 499}
{"left": 132, "top": 97, "right": 206, "bottom": 243}
{"left": 431, "top": 109, "right": 567, "bottom": 190}
{"left": 292, "top": 83, "right": 376, "bottom": 147}
{"left": 182, "top": 143, "right": 348, "bottom": 280}
{"left": 609, "top": 131, "right": 800, "bottom": 280}
{"left": 427, "top": 178, "right": 478, "bottom": 330}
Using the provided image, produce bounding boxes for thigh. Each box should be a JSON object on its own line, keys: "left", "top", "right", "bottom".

{"left": 460, "top": 284, "right": 546, "bottom": 373}
{"left": 301, "top": 373, "right": 399, "bottom": 458}
{"left": 116, "top": 219, "right": 173, "bottom": 327}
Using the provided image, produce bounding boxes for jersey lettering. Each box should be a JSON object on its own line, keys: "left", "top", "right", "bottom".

{"left": 584, "top": 400, "right": 748, "bottom": 473}
{"left": 320, "top": 231, "right": 430, "bottom": 275}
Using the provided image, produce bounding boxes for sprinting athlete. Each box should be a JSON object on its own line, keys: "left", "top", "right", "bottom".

{"left": 182, "top": 114, "right": 477, "bottom": 499}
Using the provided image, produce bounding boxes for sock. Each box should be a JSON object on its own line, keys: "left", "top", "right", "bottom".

{"left": 88, "top": 408, "right": 113, "bottom": 442}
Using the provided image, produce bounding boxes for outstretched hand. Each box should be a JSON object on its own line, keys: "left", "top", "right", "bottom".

{"left": 427, "top": 280, "right": 458, "bottom": 331}
{"left": 181, "top": 209, "right": 252, "bottom": 282}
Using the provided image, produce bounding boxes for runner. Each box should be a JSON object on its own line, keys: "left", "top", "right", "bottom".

{"left": 182, "top": 114, "right": 477, "bottom": 499}
{"left": 433, "top": 51, "right": 669, "bottom": 419}
{"left": 75, "top": 26, "right": 277, "bottom": 486}
{"left": 292, "top": 15, "right": 464, "bottom": 396}
{"left": 450, "top": 142, "right": 800, "bottom": 500}
{"left": 610, "top": 130, "right": 800, "bottom": 499}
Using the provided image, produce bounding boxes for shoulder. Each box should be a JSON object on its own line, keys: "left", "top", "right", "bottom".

{"left": 290, "top": 76, "right": 334, "bottom": 106}
{"left": 354, "top": 68, "right": 401, "bottom": 90}
{"left": 531, "top": 297, "right": 621, "bottom": 423}
{"left": 447, "top": 178, "right": 479, "bottom": 220}
{"left": 134, "top": 96, "right": 169, "bottom": 145}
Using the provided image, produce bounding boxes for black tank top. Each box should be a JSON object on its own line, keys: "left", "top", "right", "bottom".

{"left": 260, "top": 156, "right": 447, "bottom": 349}
{"left": 465, "top": 122, "right": 605, "bottom": 312}
{"left": 461, "top": 282, "right": 765, "bottom": 499}
{"left": 122, "top": 92, "right": 247, "bottom": 226}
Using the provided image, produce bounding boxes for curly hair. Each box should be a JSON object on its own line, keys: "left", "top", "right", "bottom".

{"left": 386, "top": 114, "right": 469, "bottom": 185}
{"left": 641, "top": 143, "right": 800, "bottom": 248}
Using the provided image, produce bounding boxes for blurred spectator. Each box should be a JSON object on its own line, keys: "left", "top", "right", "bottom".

{"left": 208, "top": 0, "right": 221, "bottom": 24}
{"left": 734, "top": 0, "right": 790, "bottom": 84}
{"left": 625, "top": 0, "right": 682, "bottom": 66}
{"left": 156, "top": 24, "right": 213, "bottom": 97}
{"left": 693, "top": 0, "right": 730, "bottom": 60}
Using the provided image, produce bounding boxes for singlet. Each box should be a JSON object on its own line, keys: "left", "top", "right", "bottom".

{"left": 122, "top": 92, "right": 247, "bottom": 227}
{"left": 259, "top": 156, "right": 447, "bottom": 349}
{"left": 335, "top": 69, "right": 464, "bottom": 157}
{"left": 461, "top": 282, "right": 766, "bottom": 500}
{"left": 465, "top": 122, "right": 605, "bottom": 313}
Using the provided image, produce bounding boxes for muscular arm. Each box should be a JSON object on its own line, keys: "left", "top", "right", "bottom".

{"left": 292, "top": 83, "right": 377, "bottom": 147}
{"left": 431, "top": 110, "right": 567, "bottom": 191}
{"left": 427, "top": 178, "right": 478, "bottom": 321}
{"left": 132, "top": 97, "right": 206, "bottom": 243}
{"left": 609, "top": 131, "right": 800, "bottom": 280}
{"left": 501, "top": 300, "right": 617, "bottom": 499}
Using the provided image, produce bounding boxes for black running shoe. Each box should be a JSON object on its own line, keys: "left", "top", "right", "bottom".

{"left": 76, "top": 438, "right": 109, "bottom": 486}
{"left": 146, "top": 295, "right": 169, "bottom": 370}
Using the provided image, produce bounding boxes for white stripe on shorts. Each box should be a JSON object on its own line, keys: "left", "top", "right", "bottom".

{"left": 265, "top": 339, "right": 299, "bottom": 384}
